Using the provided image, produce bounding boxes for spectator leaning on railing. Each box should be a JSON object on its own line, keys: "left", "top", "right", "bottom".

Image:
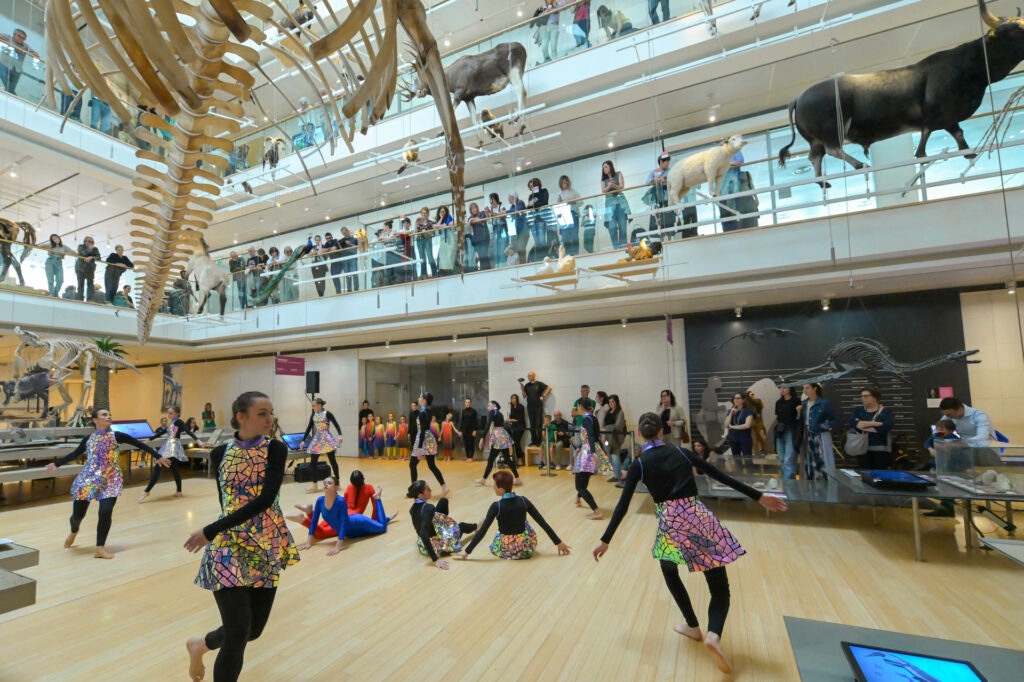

{"left": 75, "top": 237, "right": 101, "bottom": 302}
{"left": 507, "top": 192, "right": 529, "bottom": 263}
{"left": 104, "top": 245, "right": 134, "bottom": 304}
{"left": 0, "top": 28, "right": 39, "bottom": 95}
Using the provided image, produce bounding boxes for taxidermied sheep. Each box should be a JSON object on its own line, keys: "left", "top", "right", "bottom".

{"left": 667, "top": 134, "right": 748, "bottom": 205}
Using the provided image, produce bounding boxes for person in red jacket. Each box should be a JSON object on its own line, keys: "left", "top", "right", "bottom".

{"left": 287, "top": 471, "right": 383, "bottom": 537}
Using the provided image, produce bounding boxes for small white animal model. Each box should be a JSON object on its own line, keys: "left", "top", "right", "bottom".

{"left": 535, "top": 245, "right": 575, "bottom": 276}
{"left": 667, "top": 134, "right": 748, "bottom": 205}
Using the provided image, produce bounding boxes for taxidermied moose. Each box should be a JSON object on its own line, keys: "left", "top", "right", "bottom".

{"left": 402, "top": 42, "right": 527, "bottom": 142}
{"left": 779, "top": 0, "right": 1024, "bottom": 184}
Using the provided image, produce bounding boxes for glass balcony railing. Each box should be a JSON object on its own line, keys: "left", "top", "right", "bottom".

{"left": 0, "top": 238, "right": 137, "bottom": 305}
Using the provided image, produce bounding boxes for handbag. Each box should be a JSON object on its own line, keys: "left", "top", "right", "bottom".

{"left": 844, "top": 409, "right": 880, "bottom": 457}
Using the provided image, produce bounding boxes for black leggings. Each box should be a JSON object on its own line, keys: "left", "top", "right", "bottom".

{"left": 70, "top": 497, "right": 116, "bottom": 546}
{"left": 204, "top": 586, "right": 277, "bottom": 682}
{"left": 575, "top": 472, "right": 597, "bottom": 510}
{"left": 511, "top": 430, "right": 525, "bottom": 464}
{"left": 308, "top": 451, "right": 339, "bottom": 481}
{"left": 435, "top": 498, "right": 478, "bottom": 536}
{"left": 660, "top": 562, "right": 730, "bottom": 636}
{"left": 409, "top": 455, "right": 445, "bottom": 485}
{"left": 482, "top": 448, "right": 519, "bottom": 479}
{"left": 145, "top": 459, "right": 182, "bottom": 492}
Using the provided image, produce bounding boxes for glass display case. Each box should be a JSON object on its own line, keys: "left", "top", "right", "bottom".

{"left": 933, "top": 441, "right": 1024, "bottom": 498}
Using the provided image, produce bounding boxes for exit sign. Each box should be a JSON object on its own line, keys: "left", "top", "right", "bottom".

{"left": 503, "top": 356, "right": 515, "bottom": 363}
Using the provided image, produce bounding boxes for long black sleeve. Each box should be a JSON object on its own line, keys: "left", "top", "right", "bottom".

{"left": 688, "top": 451, "right": 763, "bottom": 501}
{"left": 326, "top": 411, "right": 342, "bottom": 434}
{"left": 303, "top": 415, "right": 315, "bottom": 440}
{"left": 202, "top": 440, "right": 287, "bottom": 541}
{"left": 114, "top": 431, "right": 162, "bottom": 460}
{"left": 525, "top": 498, "right": 561, "bottom": 545}
{"left": 600, "top": 458, "right": 642, "bottom": 544}
{"left": 53, "top": 435, "right": 89, "bottom": 467}
{"left": 209, "top": 445, "right": 226, "bottom": 512}
{"left": 150, "top": 426, "right": 168, "bottom": 440}
{"left": 463, "top": 501, "right": 500, "bottom": 555}
{"left": 174, "top": 418, "right": 200, "bottom": 442}
{"left": 417, "top": 501, "right": 440, "bottom": 561}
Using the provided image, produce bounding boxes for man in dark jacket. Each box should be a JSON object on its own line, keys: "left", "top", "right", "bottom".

{"left": 103, "top": 245, "right": 134, "bottom": 303}
{"left": 75, "top": 237, "right": 101, "bottom": 301}
{"left": 459, "top": 398, "right": 479, "bottom": 462}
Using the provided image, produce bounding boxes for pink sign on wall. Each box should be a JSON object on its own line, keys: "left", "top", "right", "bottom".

{"left": 275, "top": 356, "right": 306, "bottom": 376}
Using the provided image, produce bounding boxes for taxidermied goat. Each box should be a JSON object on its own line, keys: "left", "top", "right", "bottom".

{"left": 185, "top": 237, "right": 228, "bottom": 316}
{"left": 263, "top": 137, "right": 285, "bottom": 170}
{"left": 402, "top": 42, "right": 527, "bottom": 144}
{"left": 667, "top": 134, "right": 747, "bottom": 205}
{"left": 397, "top": 139, "right": 418, "bottom": 175}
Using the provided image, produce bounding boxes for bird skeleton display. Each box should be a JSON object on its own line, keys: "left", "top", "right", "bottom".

{"left": 44, "top": 0, "right": 466, "bottom": 343}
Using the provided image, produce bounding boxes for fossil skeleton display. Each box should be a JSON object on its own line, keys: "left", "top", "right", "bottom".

{"left": 44, "top": 0, "right": 466, "bottom": 343}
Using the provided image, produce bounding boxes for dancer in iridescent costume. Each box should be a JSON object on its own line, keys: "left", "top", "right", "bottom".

{"left": 300, "top": 398, "right": 342, "bottom": 492}
{"left": 476, "top": 401, "right": 522, "bottom": 485}
{"left": 44, "top": 408, "right": 169, "bottom": 559}
{"left": 572, "top": 397, "right": 612, "bottom": 520}
{"left": 458, "top": 470, "right": 569, "bottom": 560}
{"left": 593, "top": 413, "right": 787, "bottom": 674}
{"left": 410, "top": 392, "right": 449, "bottom": 494}
{"left": 140, "top": 405, "right": 204, "bottom": 502}
{"left": 185, "top": 392, "right": 299, "bottom": 682}
{"left": 407, "top": 480, "right": 477, "bottom": 570}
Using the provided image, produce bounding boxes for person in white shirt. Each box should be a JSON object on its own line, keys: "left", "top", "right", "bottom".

{"left": 556, "top": 175, "right": 582, "bottom": 255}
{"left": 939, "top": 397, "right": 995, "bottom": 447}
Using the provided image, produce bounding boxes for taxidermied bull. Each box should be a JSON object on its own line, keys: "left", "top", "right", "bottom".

{"left": 401, "top": 42, "right": 527, "bottom": 143}
{"left": 779, "top": 0, "right": 1024, "bottom": 185}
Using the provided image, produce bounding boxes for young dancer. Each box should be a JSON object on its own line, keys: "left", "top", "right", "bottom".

{"left": 385, "top": 413, "right": 398, "bottom": 459}
{"left": 185, "top": 391, "right": 299, "bottom": 682}
{"left": 477, "top": 401, "right": 522, "bottom": 486}
{"left": 397, "top": 415, "right": 409, "bottom": 460}
{"left": 373, "top": 416, "right": 385, "bottom": 459}
{"left": 361, "top": 418, "right": 375, "bottom": 458}
{"left": 292, "top": 477, "right": 398, "bottom": 555}
{"left": 289, "top": 469, "right": 380, "bottom": 538}
{"left": 410, "top": 393, "right": 450, "bottom": 494}
{"left": 573, "top": 397, "right": 611, "bottom": 520}
{"left": 300, "top": 398, "right": 342, "bottom": 492}
{"left": 458, "top": 470, "right": 569, "bottom": 560}
{"left": 139, "top": 405, "right": 204, "bottom": 502}
{"left": 407, "top": 480, "right": 477, "bottom": 570}
{"left": 439, "top": 411, "right": 458, "bottom": 462}
{"left": 593, "top": 412, "right": 787, "bottom": 674}
{"left": 45, "top": 408, "right": 170, "bottom": 559}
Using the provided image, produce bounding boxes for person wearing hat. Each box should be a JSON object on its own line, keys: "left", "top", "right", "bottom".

{"left": 644, "top": 151, "right": 677, "bottom": 241}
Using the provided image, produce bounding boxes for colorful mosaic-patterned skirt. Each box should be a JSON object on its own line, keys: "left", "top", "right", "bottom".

{"left": 652, "top": 497, "right": 745, "bottom": 573}
{"left": 306, "top": 428, "right": 339, "bottom": 455}
{"left": 572, "top": 440, "right": 611, "bottom": 475}
{"left": 416, "top": 511, "right": 462, "bottom": 556}
{"left": 484, "top": 425, "right": 513, "bottom": 452}
{"left": 489, "top": 524, "right": 538, "bottom": 560}
{"left": 412, "top": 430, "right": 438, "bottom": 459}
{"left": 195, "top": 509, "right": 300, "bottom": 590}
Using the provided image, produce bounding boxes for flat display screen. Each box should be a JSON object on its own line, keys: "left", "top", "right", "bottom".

{"left": 281, "top": 433, "right": 304, "bottom": 450}
{"left": 842, "top": 642, "right": 986, "bottom": 681}
{"left": 866, "top": 471, "right": 931, "bottom": 484}
{"left": 110, "top": 420, "right": 155, "bottom": 439}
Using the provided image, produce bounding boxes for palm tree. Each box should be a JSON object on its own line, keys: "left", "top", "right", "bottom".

{"left": 92, "top": 336, "right": 127, "bottom": 411}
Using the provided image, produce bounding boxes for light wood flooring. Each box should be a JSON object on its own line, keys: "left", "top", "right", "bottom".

{"left": 0, "top": 458, "right": 1022, "bottom": 681}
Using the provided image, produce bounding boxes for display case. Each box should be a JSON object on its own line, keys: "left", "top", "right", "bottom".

{"left": 934, "top": 441, "right": 1024, "bottom": 498}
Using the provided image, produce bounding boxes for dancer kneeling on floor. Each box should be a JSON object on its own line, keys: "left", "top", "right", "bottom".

{"left": 476, "top": 400, "right": 522, "bottom": 486}
{"left": 458, "top": 470, "right": 569, "bottom": 560}
{"left": 408, "top": 480, "right": 477, "bottom": 570}
{"left": 573, "top": 397, "right": 612, "bottom": 520}
{"left": 593, "top": 412, "right": 787, "bottom": 675}
{"left": 291, "top": 475, "right": 398, "bottom": 555}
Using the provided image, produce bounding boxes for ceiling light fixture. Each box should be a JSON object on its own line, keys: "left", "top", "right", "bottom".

{"left": 528, "top": 326, "right": 534, "bottom": 336}
{"left": 443, "top": 33, "right": 451, "bottom": 47}
{"left": 233, "top": 239, "right": 238, "bottom": 244}
{"left": 1007, "top": 280, "right": 1017, "bottom": 295}
{"left": 100, "top": 193, "right": 108, "bottom": 206}
{"left": 380, "top": 193, "right": 387, "bottom": 206}
{"left": 452, "top": 333, "right": 458, "bottom": 343}
{"left": 69, "top": 207, "right": 75, "bottom": 218}
{"left": 734, "top": 306, "right": 742, "bottom": 318}
{"left": 709, "top": 104, "right": 720, "bottom": 122}
{"left": 621, "top": 318, "right": 628, "bottom": 328}
{"left": 8, "top": 163, "right": 17, "bottom": 178}
{"left": 821, "top": 296, "right": 830, "bottom": 311}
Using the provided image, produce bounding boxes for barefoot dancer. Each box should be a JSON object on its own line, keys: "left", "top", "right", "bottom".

{"left": 139, "top": 406, "right": 204, "bottom": 502}
{"left": 458, "top": 470, "right": 569, "bottom": 560}
{"left": 573, "top": 397, "right": 611, "bottom": 520}
{"left": 593, "top": 412, "right": 788, "bottom": 674}
{"left": 409, "top": 393, "right": 450, "bottom": 495}
{"left": 476, "top": 401, "right": 522, "bottom": 486}
{"left": 185, "top": 391, "right": 299, "bottom": 682}
{"left": 292, "top": 477, "right": 399, "bottom": 555}
{"left": 44, "top": 408, "right": 170, "bottom": 560}
{"left": 407, "top": 480, "right": 477, "bottom": 571}
{"left": 301, "top": 398, "right": 342, "bottom": 492}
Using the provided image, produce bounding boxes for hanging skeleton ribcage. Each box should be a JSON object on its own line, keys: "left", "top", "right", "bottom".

{"left": 44, "top": 0, "right": 465, "bottom": 343}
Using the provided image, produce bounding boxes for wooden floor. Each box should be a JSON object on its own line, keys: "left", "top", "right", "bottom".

{"left": 1, "top": 458, "right": 1022, "bottom": 681}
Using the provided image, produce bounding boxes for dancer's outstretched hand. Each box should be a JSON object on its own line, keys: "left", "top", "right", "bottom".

{"left": 44, "top": 463, "right": 57, "bottom": 473}
{"left": 593, "top": 542, "right": 608, "bottom": 562}
{"left": 759, "top": 495, "right": 787, "bottom": 512}
{"left": 184, "top": 529, "right": 208, "bottom": 552}
{"left": 156, "top": 457, "right": 172, "bottom": 468}
{"left": 326, "top": 541, "right": 347, "bottom": 556}
{"left": 435, "top": 558, "right": 450, "bottom": 570}
{"left": 557, "top": 542, "right": 571, "bottom": 556}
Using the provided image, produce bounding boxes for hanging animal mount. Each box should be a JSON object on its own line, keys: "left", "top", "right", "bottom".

{"left": 262, "top": 136, "right": 285, "bottom": 170}
{"left": 185, "top": 237, "right": 228, "bottom": 315}
{"left": 1, "top": 370, "right": 50, "bottom": 417}
{"left": 397, "top": 138, "right": 419, "bottom": 175}
{"left": 781, "top": 337, "right": 980, "bottom": 386}
{"left": 45, "top": 0, "right": 467, "bottom": 343}
{"left": 253, "top": 240, "right": 313, "bottom": 306}
{"left": 778, "top": 0, "right": 1024, "bottom": 185}
{"left": 401, "top": 42, "right": 527, "bottom": 144}
{"left": 667, "top": 135, "right": 747, "bottom": 205}
{"left": 618, "top": 239, "right": 662, "bottom": 263}
{"left": 0, "top": 217, "right": 37, "bottom": 287}
{"left": 711, "top": 328, "right": 799, "bottom": 351}
{"left": 480, "top": 108, "right": 505, "bottom": 142}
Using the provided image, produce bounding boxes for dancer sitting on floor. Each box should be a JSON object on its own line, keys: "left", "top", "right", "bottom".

{"left": 593, "top": 412, "right": 787, "bottom": 674}
{"left": 45, "top": 408, "right": 170, "bottom": 559}
{"left": 573, "top": 397, "right": 612, "bottom": 520}
{"left": 409, "top": 392, "right": 450, "bottom": 494}
{"left": 185, "top": 391, "right": 299, "bottom": 682}
{"left": 301, "top": 398, "right": 342, "bottom": 492}
{"left": 289, "top": 470, "right": 380, "bottom": 539}
{"left": 291, "top": 476, "right": 398, "bottom": 555}
{"left": 458, "top": 470, "right": 569, "bottom": 560}
{"left": 407, "top": 480, "right": 477, "bottom": 570}
{"left": 139, "top": 405, "right": 204, "bottom": 502}
{"left": 476, "top": 401, "right": 522, "bottom": 486}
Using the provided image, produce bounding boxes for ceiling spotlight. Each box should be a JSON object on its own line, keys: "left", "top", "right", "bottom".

{"left": 515, "top": 165, "right": 521, "bottom": 172}
{"left": 8, "top": 163, "right": 17, "bottom": 178}
{"left": 528, "top": 326, "right": 534, "bottom": 336}
{"left": 443, "top": 33, "right": 451, "bottom": 47}
{"left": 69, "top": 208, "right": 75, "bottom": 218}
{"left": 233, "top": 239, "right": 238, "bottom": 244}
{"left": 607, "top": 138, "right": 614, "bottom": 148}
{"left": 100, "top": 193, "right": 108, "bottom": 206}
{"left": 452, "top": 333, "right": 458, "bottom": 343}
{"left": 1007, "top": 280, "right": 1017, "bottom": 295}
{"left": 272, "top": 229, "right": 278, "bottom": 234}
{"left": 385, "top": 339, "right": 390, "bottom": 349}
{"left": 734, "top": 306, "right": 742, "bottom": 318}
{"left": 263, "top": 115, "right": 268, "bottom": 121}
{"left": 380, "top": 194, "right": 387, "bottom": 206}
{"left": 821, "top": 296, "right": 830, "bottom": 311}
{"left": 516, "top": 8, "right": 523, "bottom": 17}
{"left": 621, "top": 318, "right": 628, "bottom": 328}
{"left": 324, "top": 214, "right": 330, "bottom": 221}
{"left": 709, "top": 104, "right": 720, "bottom": 122}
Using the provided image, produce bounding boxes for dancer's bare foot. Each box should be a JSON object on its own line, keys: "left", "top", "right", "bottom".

{"left": 513, "top": 478, "right": 523, "bottom": 487}
{"left": 674, "top": 623, "right": 704, "bottom": 641}
{"left": 442, "top": 484, "right": 451, "bottom": 495}
{"left": 173, "top": 491, "right": 184, "bottom": 497}
{"left": 64, "top": 532, "right": 78, "bottom": 549}
{"left": 187, "top": 636, "right": 209, "bottom": 681}
{"left": 475, "top": 478, "right": 486, "bottom": 486}
{"left": 293, "top": 503, "right": 313, "bottom": 515}
{"left": 387, "top": 510, "right": 400, "bottom": 524}
{"left": 285, "top": 513, "right": 307, "bottom": 524}
{"left": 704, "top": 633, "right": 732, "bottom": 673}
{"left": 574, "top": 497, "right": 582, "bottom": 507}
{"left": 137, "top": 491, "right": 150, "bottom": 503}
{"left": 464, "top": 458, "right": 473, "bottom": 463}
{"left": 94, "top": 547, "right": 115, "bottom": 560}
{"left": 585, "top": 510, "right": 603, "bottom": 520}
{"left": 373, "top": 487, "right": 383, "bottom": 500}
{"left": 305, "top": 485, "right": 320, "bottom": 493}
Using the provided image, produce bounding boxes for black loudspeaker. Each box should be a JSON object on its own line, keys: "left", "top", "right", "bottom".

{"left": 305, "top": 370, "right": 320, "bottom": 394}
